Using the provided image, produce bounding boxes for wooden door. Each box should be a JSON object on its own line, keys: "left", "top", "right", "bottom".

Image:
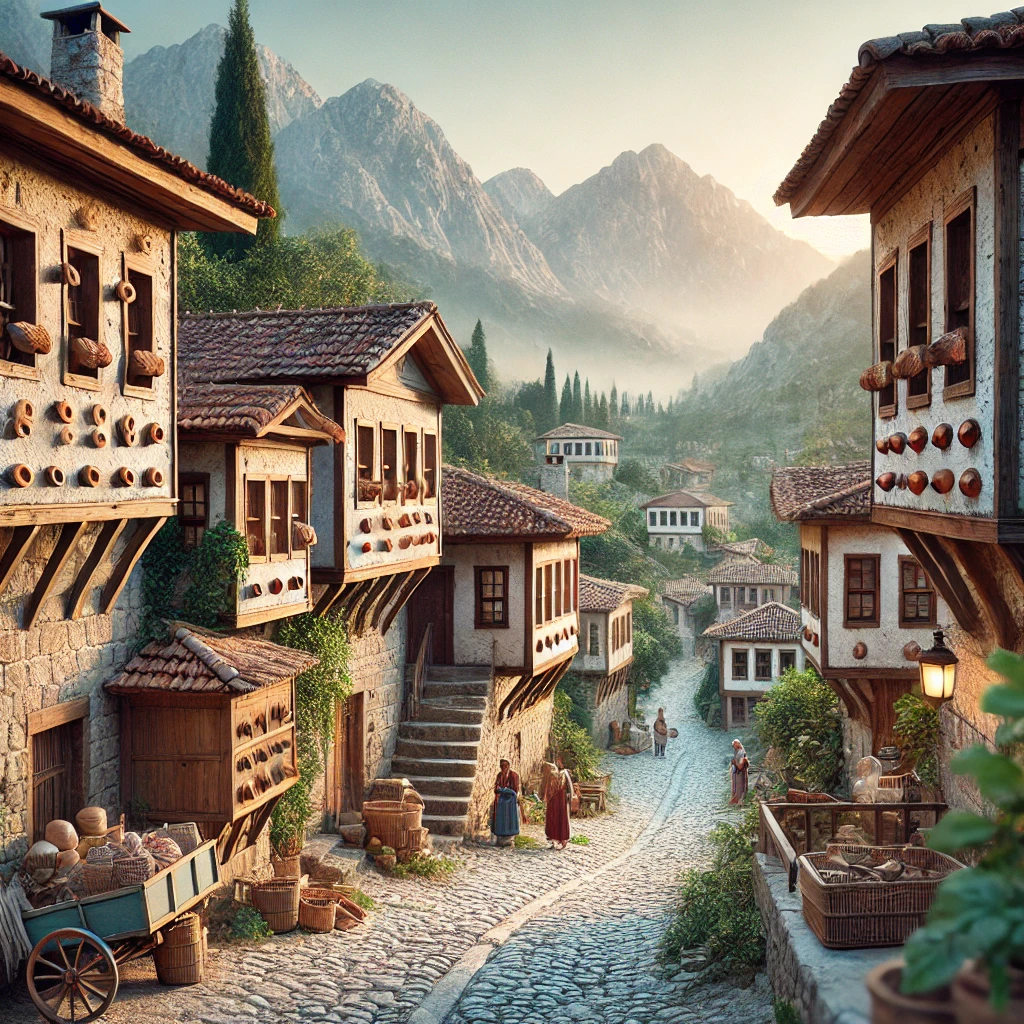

{"left": 334, "top": 692, "right": 365, "bottom": 815}
{"left": 31, "top": 720, "right": 84, "bottom": 843}
{"left": 406, "top": 566, "right": 454, "bottom": 664}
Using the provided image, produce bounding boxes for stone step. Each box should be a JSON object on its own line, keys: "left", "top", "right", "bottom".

{"left": 422, "top": 679, "right": 489, "bottom": 699}
{"left": 394, "top": 737, "right": 480, "bottom": 761}
{"left": 420, "top": 794, "right": 472, "bottom": 818}
{"left": 391, "top": 756, "right": 479, "bottom": 779}
{"left": 415, "top": 700, "right": 486, "bottom": 724}
{"left": 399, "top": 721, "right": 482, "bottom": 743}
{"left": 403, "top": 775, "right": 475, "bottom": 798}
{"left": 422, "top": 813, "right": 469, "bottom": 837}
{"left": 426, "top": 665, "right": 491, "bottom": 682}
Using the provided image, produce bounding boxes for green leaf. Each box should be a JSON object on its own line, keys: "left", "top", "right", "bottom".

{"left": 952, "top": 746, "right": 1024, "bottom": 806}
{"left": 928, "top": 811, "right": 998, "bottom": 852}
{"left": 986, "top": 648, "right": 1024, "bottom": 691}
{"left": 981, "top": 683, "right": 1024, "bottom": 719}
{"left": 995, "top": 719, "right": 1024, "bottom": 747}
{"left": 902, "top": 932, "right": 962, "bottom": 993}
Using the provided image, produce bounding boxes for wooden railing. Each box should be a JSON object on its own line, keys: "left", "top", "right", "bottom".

{"left": 758, "top": 799, "right": 948, "bottom": 893}
{"left": 404, "top": 622, "right": 433, "bottom": 722}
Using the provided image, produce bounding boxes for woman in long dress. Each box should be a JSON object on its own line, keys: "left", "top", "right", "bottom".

{"left": 730, "top": 739, "right": 749, "bottom": 804}
{"left": 492, "top": 758, "right": 521, "bottom": 847}
{"left": 544, "top": 758, "right": 573, "bottom": 849}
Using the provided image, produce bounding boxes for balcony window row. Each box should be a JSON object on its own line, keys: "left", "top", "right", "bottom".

{"left": 611, "top": 611, "right": 632, "bottom": 652}
{"left": 534, "top": 558, "right": 578, "bottom": 625}
{"left": 355, "top": 420, "right": 437, "bottom": 507}
{"left": 244, "top": 475, "right": 308, "bottom": 562}
{"left": 843, "top": 554, "right": 936, "bottom": 627}
{"left": 731, "top": 647, "right": 797, "bottom": 681}
{"left": 719, "top": 586, "right": 776, "bottom": 608}
{"left": 548, "top": 440, "right": 618, "bottom": 457}
{"left": 649, "top": 510, "right": 700, "bottom": 527}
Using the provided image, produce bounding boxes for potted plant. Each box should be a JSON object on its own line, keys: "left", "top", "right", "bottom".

{"left": 900, "top": 649, "right": 1024, "bottom": 1023}
{"left": 866, "top": 959, "right": 955, "bottom": 1024}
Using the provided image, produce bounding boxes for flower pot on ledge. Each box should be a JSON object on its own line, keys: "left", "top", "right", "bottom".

{"left": 866, "top": 960, "right": 955, "bottom": 1024}
{"left": 951, "top": 961, "right": 1024, "bottom": 1024}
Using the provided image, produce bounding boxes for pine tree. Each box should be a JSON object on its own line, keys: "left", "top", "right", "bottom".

{"left": 466, "top": 319, "right": 491, "bottom": 393}
{"left": 206, "top": 0, "right": 281, "bottom": 259}
{"left": 583, "top": 380, "right": 593, "bottom": 424}
{"left": 572, "top": 372, "right": 583, "bottom": 423}
{"left": 609, "top": 383, "right": 618, "bottom": 424}
{"left": 647, "top": 391, "right": 655, "bottom": 416}
{"left": 541, "top": 350, "right": 558, "bottom": 434}
{"left": 597, "top": 393, "right": 609, "bottom": 428}
{"left": 559, "top": 374, "right": 573, "bottom": 424}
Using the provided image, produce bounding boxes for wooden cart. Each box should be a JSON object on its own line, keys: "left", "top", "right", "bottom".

{"left": 20, "top": 838, "right": 219, "bottom": 1023}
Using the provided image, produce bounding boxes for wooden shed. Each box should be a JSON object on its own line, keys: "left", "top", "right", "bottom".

{"left": 104, "top": 624, "right": 317, "bottom": 863}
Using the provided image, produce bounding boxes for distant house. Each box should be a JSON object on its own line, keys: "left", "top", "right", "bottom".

{"left": 535, "top": 423, "right": 622, "bottom": 482}
{"left": 703, "top": 603, "right": 804, "bottom": 729}
{"left": 713, "top": 538, "right": 774, "bottom": 564}
{"left": 660, "top": 576, "right": 712, "bottom": 656}
{"left": 707, "top": 560, "right": 798, "bottom": 620}
{"left": 641, "top": 491, "right": 732, "bottom": 551}
{"left": 663, "top": 458, "right": 716, "bottom": 491}
{"left": 770, "top": 462, "right": 951, "bottom": 758}
{"left": 572, "top": 575, "right": 649, "bottom": 748}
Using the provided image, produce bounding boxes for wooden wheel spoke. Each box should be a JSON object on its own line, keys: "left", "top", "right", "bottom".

{"left": 28, "top": 929, "right": 118, "bottom": 1024}
{"left": 76, "top": 953, "right": 107, "bottom": 976}
{"left": 75, "top": 983, "right": 95, "bottom": 1015}
{"left": 78, "top": 977, "right": 112, "bottom": 1000}
{"left": 36, "top": 956, "right": 64, "bottom": 974}
{"left": 73, "top": 938, "right": 85, "bottom": 970}
{"left": 56, "top": 941, "right": 72, "bottom": 970}
{"left": 50, "top": 982, "right": 69, "bottom": 1009}
{"left": 33, "top": 972, "right": 64, "bottom": 982}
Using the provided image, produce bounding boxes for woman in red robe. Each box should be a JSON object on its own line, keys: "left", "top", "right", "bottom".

{"left": 544, "top": 757, "right": 572, "bottom": 849}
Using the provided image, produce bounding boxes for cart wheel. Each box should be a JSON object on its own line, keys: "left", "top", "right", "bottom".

{"left": 27, "top": 927, "right": 118, "bottom": 1024}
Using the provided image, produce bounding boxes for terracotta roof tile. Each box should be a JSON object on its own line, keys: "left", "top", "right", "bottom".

{"left": 661, "top": 577, "right": 710, "bottom": 605}
{"left": 770, "top": 463, "right": 872, "bottom": 521}
{"left": 442, "top": 465, "right": 609, "bottom": 540}
{"left": 713, "top": 538, "right": 775, "bottom": 560}
{"left": 707, "top": 561, "right": 798, "bottom": 586}
{"left": 104, "top": 625, "right": 317, "bottom": 695}
{"left": 0, "top": 51, "right": 273, "bottom": 219}
{"left": 640, "top": 490, "right": 733, "bottom": 509}
{"left": 578, "top": 574, "right": 649, "bottom": 612}
{"left": 702, "top": 602, "right": 802, "bottom": 642}
{"left": 535, "top": 423, "right": 623, "bottom": 441}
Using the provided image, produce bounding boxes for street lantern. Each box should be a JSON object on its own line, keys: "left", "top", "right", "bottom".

{"left": 917, "top": 629, "right": 958, "bottom": 703}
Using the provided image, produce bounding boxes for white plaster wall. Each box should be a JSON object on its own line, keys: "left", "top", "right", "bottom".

{"left": 573, "top": 611, "right": 607, "bottom": 673}
{"left": 309, "top": 384, "right": 336, "bottom": 569}
{"left": 0, "top": 157, "right": 175, "bottom": 506}
{"left": 799, "top": 524, "right": 823, "bottom": 669}
{"left": 532, "top": 539, "right": 580, "bottom": 670}
{"left": 719, "top": 640, "right": 804, "bottom": 695}
{"left": 646, "top": 506, "right": 704, "bottom": 535}
{"left": 441, "top": 542, "right": 526, "bottom": 667}
{"left": 873, "top": 116, "right": 995, "bottom": 517}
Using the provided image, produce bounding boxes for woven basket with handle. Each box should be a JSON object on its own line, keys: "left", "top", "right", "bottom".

{"left": 165, "top": 822, "right": 201, "bottom": 856}
{"left": 362, "top": 800, "right": 423, "bottom": 850}
{"left": 299, "top": 896, "right": 337, "bottom": 933}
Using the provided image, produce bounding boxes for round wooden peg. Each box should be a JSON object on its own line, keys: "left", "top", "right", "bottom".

{"left": 931, "top": 423, "right": 953, "bottom": 450}
{"left": 888, "top": 433, "right": 907, "bottom": 455}
{"left": 959, "top": 468, "right": 982, "bottom": 499}
{"left": 958, "top": 419, "right": 981, "bottom": 449}
{"left": 907, "top": 471, "right": 928, "bottom": 495}
{"left": 875, "top": 437, "right": 890, "bottom": 455}
{"left": 875, "top": 472, "right": 896, "bottom": 492}
{"left": 931, "top": 469, "right": 955, "bottom": 494}
{"left": 908, "top": 426, "right": 928, "bottom": 454}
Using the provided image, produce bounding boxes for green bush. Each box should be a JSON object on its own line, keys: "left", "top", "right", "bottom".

{"left": 753, "top": 667, "right": 844, "bottom": 793}
{"left": 229, "top": 905, "right": 272, "bottom": 941}
{"left": 773, "top": 999, "right": 801, "bottom": 1024}
{"left": 694, "top": 659, "right": 722, "bottom": 726}
{"left": 893, "top": 692, "right": 940, "bottom": 788}
{"left": 556, "top": 673, "right": 595, "bottom": 733}
{"left": 180, "top": 520, "right": 250, "bottom": 628}
{"left": 631, "top": 599, "right": 683, "bottom": 693}
{"left": 550, "top": 689, "right": 601, "bottom": 781}
{"left": 349, "top": 889, "right": 377, "bottom": 912}
{"left": 689, "top": 593, "right": 718, "bottom": 637}
{"left": 389, "top": 853, "right": 459, "bottom": 880}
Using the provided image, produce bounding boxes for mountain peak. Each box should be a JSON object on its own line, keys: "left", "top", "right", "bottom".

{"left": 483, "top": 168, "right": 554, "bottom": 228}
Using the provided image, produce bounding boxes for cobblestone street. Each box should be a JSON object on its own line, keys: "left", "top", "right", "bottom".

{"left": 5, "top": 656, "right": 772, "bottom": 1024}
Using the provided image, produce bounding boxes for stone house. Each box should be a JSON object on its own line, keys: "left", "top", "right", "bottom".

{"left": 660, "top": 576, "right": 712, "bottom": 657}
{"left": 401, "top": 465, "right": 609, "bottom": 836}
{"left": 770, "top": 462, "right": 951, "bottom": 761}
{"left": 534, "top": 423, "right": 621, "bottom": 482}
{"left": 662, "top": 457, "right": 715, "bottom": 491}
{"left": 707, "top": 560, "right": 798, "bottom": 622}
{"left": 0, "top": 6, "right": 271, "bottom": 862}
{"left": 703, "top": 603, "right": 804, "bottom": 731}
{"left": 641, "top": 490, "right": 732, "bottom": 552}
{"left": 571, "top": 575, "right": 649, "bottom": 748}
{"left": 177, "top": 304, "right": 483, "bottom": 822}
{"left": 774, "top": 10, "right": 1024, "bottom": 811}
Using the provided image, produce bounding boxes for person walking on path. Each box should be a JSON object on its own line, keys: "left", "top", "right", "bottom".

{"left": 492, "top": 758, "right": 521, "bottom": 847}
{"left": 730, "top": 738, "right": 750, "bottom": 804}
{"left": 544, "top": 757, "right": 573, "bottom": 849}
{"left": 652, "top": 707, "right": 669, "bottom": 757}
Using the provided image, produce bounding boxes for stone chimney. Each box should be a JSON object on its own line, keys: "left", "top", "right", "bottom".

{"left": 42, "top": 3, "right": 131, "bottom": 122}
{"left": 539, "top": 455, "right": 569, "bottom": 500}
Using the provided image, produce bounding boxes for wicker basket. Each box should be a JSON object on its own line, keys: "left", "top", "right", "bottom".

{"left": 362, "top": 800, "right": 423, "bottom": 850}
{"left": 799, "top": 845, "right": 964, "bottom": 949}
{"left": 112, "top": 851, "right": 154, "bottom": 888}
{"left": 165, "top": 822, "right": 201, "bottom": 856}
{"left": 406, "top": 827, "right": 429, "bottom": 852}
{"left": 155, "top": 913, "right": 204, "bottom": 985}
{"left": 83, "top": 860, "right": 114, "bottom": 895}
{"left": 299, "top": 896, "right": 337, "bottom": 933}
{"left": 251, "top": 878, "right": 300, "bottom": 934}
{"left": 271, "top": 854, "right": 301, "bottom": 878}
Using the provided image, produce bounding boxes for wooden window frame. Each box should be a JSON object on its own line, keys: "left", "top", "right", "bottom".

{"left": 906, "top": 223, "right": 932, "bottom": 410}
{"left": 268, "top": 476, "right": 291, "bottom": 562}
{"left": 0, "top": 205, "right": 41, "bottom": 381}
{"left": 730, "top": 696, "right": 748, "bottom": 726}
{"left": 402, "top": 427, "right": 420, "bottom": 505}
{"left": 27, "top": 698, "right": 89, "bottom": 845}
{"left": 731, "top": 648, "right": 748, "bottom": 680}
{"left": 355, "top": 419, "right": 379, "bottom": 508}
{"left": 780, "top": 649, "right": 797, "bottom": 673}
{"left": 543, "top": 563, "right": 553, "bottom": 622}
{"left": 179, "top": 471, "right": 210, "bottom": 550}
{"left": 844, "top": 553, "right": 881, "bottom": 628}
{"left": 380, "top": 422, "right": 401, "bottom": 504}
{"left": 588, "top": 620, "right": 599, "bottom": 656}
{"left": 754, "top": 649, "right": 772, "bottom": 681}
{"left": 474, "top": 565, "right": 509, "bottom": 629}
{"left": 554, "top": 561, "right": 563, "bottom": 617}
{"left": 876, "top": 248, "right": 898, "bottom": 418}
{"left": 244, "top": 475, "right": 269, "bottom": 562}
{"left": 562, "top": 559, "right": 572, "bottom": 613}
{"left": 535, "top": 566, "right": 543, "bottom": 624}
{"left": 626, "top": 610, "right": 632, "bottom": 644}
{"left": 422, "top": 429, "right": 438, "bottom": 503}
{"left": 899, "top": 555, "right": 937, "bottom": 628}
{"left": 943, "top": 187, "right": 976, "bottom": 400}
{"left": 648, "top": 510, "right": 656, "bottom": 527}
{"left": 62, "top": 229, "right": 105, "bottom": 392}
{"left": 121, "top": 251, "right": 157, "bottom": 400}
{"left": 659, "top": 511, "right": 668, "bottom": 526}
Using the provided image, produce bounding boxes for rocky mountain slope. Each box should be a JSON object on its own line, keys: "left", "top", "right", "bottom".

{"left": 123, "top": 24, "right": 321, "bottom": 168}
{"left": 483, "top": 168, "right": 555, "bottom": 228}
{"left": 0, "top": 0, "right": 51, "bottom": 74}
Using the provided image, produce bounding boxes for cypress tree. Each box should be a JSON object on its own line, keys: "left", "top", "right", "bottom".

{"left": 466, "top": 319, "right": 491, "bottom": 393}
{"left": 559, "top": 374, "right": 573, "bottom": 424}
{"left": 583, "top": 381, "right": 592, "bottom": 424}
{"left": 572, "top": 372, "right": 583, "bottom": 423}
{"left": 206, "top": 0, "right": 282, "bottom": 259}
{"left": 621, "top": 391, "right": 630, "bottom": 418}
{"left": 597, "top": 393, "right": 609, "bottom": 428}
{"left": 609, "top": 382, "right": 618, "bottom": 424}
{"left": 542, "top": 350, "right": 558, "bottom": 435}
{"left": 647, "top": 391, "right": 655, "bottom": 416}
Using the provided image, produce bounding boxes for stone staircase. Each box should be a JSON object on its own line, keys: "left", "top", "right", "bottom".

{"left": 391, "top": 665, "right": 490, "bottom": 836}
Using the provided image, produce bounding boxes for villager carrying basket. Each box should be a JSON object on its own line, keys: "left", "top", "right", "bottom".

{"left": 251, "top": 878, "right": 300, "bottom": 934}
{"left": 155, "top": 913, "right": 205, "bottom": 985}
{"left": 798, "top": 845, "right": 964, "bottom": 949}
{"left": 361, "top": 800, "right": 423, "bottom": 851}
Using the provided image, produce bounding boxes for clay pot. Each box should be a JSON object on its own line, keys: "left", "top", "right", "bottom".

{"left": 958, "top": 419, "right": 981, "bottom": 449}
{"left": 932, "top": 423, "right": 953, "bottom": 450}
{"left": 876, "top": 473, "right": 896, "bottom": 492}
{"left": 146, "top": 423, "right": 165, "bottom": 444}
{"left": 951, "top": 961, "right": 1024, "bottom": 1024}
{"left": 45, "top": 819, "right": 79, "bottom": 852}
{"left": 269, "top": 578, "right": 284, "bottom": 595}
{"left": 116, "top": 467, "right": 136, "bottom": 487}
{"left": 359, "top": 517, "right": 372, "bottom": 534}
{"left": 908, "top": 426, "right": 929, "bottom": 454}
{"left": 903, "top": 641, "right": 922, "bottom": 662}
{"left": 876, "top": 437, "right": 890, "bottom": 455}
{"left": 91, "top": 405, "right": 107, "bottom": 426}
{"left": 143, "top": 467, "right": 164, "bottom": 487}
{"left": 115, "top": 280, "right": 136, "bottom": 304}
{"left": 8, "top": 322, "right": 51, "bottom": 355}
{"left": 908, "top": 471, "right": 929, "bottom": 495}
{"left": 91, "top": 429, "right": 107, "bottom": 448}
{"left": 58, "top": 426, "right": 75, "bottom": 445}
{"left": 865, "top": 959, "right": 956, "bottom": 1024}
{"left": 135, "top": 233, "right": 154, "bottom": 254}
{"left": 118, "top": 414, "right": 137, "bottom": 446}
{"left": 61, "top": 261, "right": 80, "bottom": 287}
{"left": 931, "top": 469, "right": 955, "bottom": 495}
{"left": 853, "top": 642, "right": 868, "bottom": 660}
{"left": 889, "top": 433, "right": 907, "bottom": 455}
{"left": 12, "top": 399, "right": 33, "bottom": 439}
{"left": 959, "top": 469, "right": 982, "bottom": 499}
{"left": 76, "top": 806, "right": 108, "bottom": 836}
{"left": 8, "top": 464, "right": 33, "bottom": 488}
{"left": 271, "top": 854, "right": 301, "bottom": 879}
{"left": 44, "top": 466, "right": 65, "bottom": 487}
{"left": 53, "top": 400, "right": 73, "bottom": 424}
{"left": 79, "top": 466, "right": 101, "bottom": 488}
{"left": 380, "top": 538, "right": 393, "bottom": 552}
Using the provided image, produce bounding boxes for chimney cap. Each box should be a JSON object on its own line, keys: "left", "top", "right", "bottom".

{"left": 41, "top": 3, "right": 131, "bottom": 35}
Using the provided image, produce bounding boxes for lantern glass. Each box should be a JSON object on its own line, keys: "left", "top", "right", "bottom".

{"left": 921, "top": 662, "right": 947, "bottom": 700}
{"left": 917, "top": 629, "right": 957, "bottom": 701}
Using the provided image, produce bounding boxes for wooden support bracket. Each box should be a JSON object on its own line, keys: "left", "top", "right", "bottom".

{"left": 351, "top": 575, "right": 393, "bottom": 637}
{"left": 100, "top": 516, "right": 166, "bottom": 615}
{"left": 947, "top": 537, "right": 1020, "bottom": 651}
{"left": 897, "top": 528, "right": 982, "bottom": 635}
{"left": 379, "top": 567, "right": 431, "bottom": 637}
{"left": 66, "top": 518, "right": 129, "bottom": 620}
{"left": 370, "top": 573, "right": 408, "bottom": 632}
{"left": 312, "top": 581, "right": 344, "bottom": 618}
{"left": 24, "top": 521, "right": 88, "bottom": 631}
{"left": 0, "top": 524, "right": 40, "bottom": 596}
{"left": 498, "top": 672, "right": 532, "bottom": 721}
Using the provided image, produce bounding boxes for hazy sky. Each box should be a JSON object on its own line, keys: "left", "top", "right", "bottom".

{"left": 88, "top": 1, "right": 980, "bottom": 258}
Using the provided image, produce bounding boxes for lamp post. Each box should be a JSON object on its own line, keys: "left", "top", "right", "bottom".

{"left": 917, "top": 629, "right": 958, "bottom": 704}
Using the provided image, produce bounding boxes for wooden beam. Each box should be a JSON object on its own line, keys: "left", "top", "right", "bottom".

{"left": 0, "top": 524, "right": 40, "bottom": 595}
{"left": 339, "top": 579, "right": 376, "bottom": 633}
{"left": 312, "top": 582, "right": 344, "bottom": 618}
{"left": 351, "top": 575, "right": 392, "bottom": 636}
{"left": 370, "top": 573, "right": 408, "bottom": 631}
{"left": 0, "top": 498, "right": 175, "bottom": 528}
{"left": 100, "top": 516, "right": 167, "bottom": 615}
{"left": 498, "top": 673, "right": 531, "bottom": 721}
{"left": 24, "top": 521, "right": 88, "bottom": 630}
{"left": 896, "top": 529, "right": 981, "bottom": 634}
{"left": 66, "top": 518, "right": 129, "bottom": 620}
{"left": 946, "top": 538, "right": 1020, "bottom": 651}
{"left": 379, "top": 567, "right": 431, "bottom": 637}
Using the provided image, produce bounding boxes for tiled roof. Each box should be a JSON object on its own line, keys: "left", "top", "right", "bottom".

{"left": 178, "top": 383, "right": 344, "bottom": 442}
{"left": 775, "top": 11, "right": 1024, "bottom": 206}
{"left": 641, "top": 490, "right": 733, "bottom": 509}
{"left": 179, "top": 303, "right": 437, "bottom": 383}
{"left": 707, "top": 561, "right": 798, "bottom": 586}
{"left": 770, "top": 463, "right": 872, "bottom": 521}
{"left": 441, "top": 465, "right": 610, "bottom": 540}
{"left": 578, "top": 574, "right": 649, "bottom": 612}
{"left": 702, "top": 602, "right": 802, "bottom": 642}
{"left": 535, "top": 423, "right": 623, "bottom": 441}
{"left": 661, "top": 577, "right": 710, "bottom": 605}
{"left": 104, "top": 625, "right": 317, "bottom": 695}
{"left": 714, "top": 538, "right": 774, "bottom": 560}
{"left": 666, "top": 458, "right": 715, "bottom": 473}
{"left": 0, "top": 51, "right": 273, "bottom": 219}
